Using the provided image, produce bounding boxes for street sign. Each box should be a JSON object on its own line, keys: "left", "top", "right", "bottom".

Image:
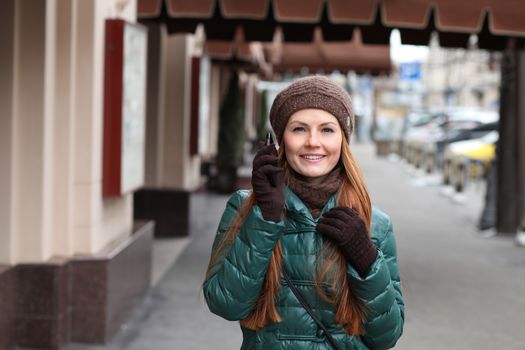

{"left": 399, "top": 62, "right": 421, "bottom": 81}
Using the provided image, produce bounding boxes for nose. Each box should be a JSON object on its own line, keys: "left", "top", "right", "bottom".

{"left": 306, "top": 131, "right": 321, "bottom": 147}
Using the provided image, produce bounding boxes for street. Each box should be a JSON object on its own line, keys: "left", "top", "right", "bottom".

{"left": 65, "top": 143, "right": 525, "bottom": 350}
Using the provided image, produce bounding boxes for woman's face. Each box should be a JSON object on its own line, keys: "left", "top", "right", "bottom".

{"left": 283, "top": 109, "right": 343, "bottom": 180}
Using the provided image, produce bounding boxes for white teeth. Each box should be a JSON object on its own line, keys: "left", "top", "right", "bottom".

{"left": 303, "top": 155, "right": 323, "bottom": 160}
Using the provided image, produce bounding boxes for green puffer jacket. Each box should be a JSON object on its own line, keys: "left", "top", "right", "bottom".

{"left": 204, "top": 188, "right": 404, "bottom": 350}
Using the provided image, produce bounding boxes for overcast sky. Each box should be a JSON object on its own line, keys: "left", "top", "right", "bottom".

{"left": 390, "top": 29, "right": 429, "bottom": 64}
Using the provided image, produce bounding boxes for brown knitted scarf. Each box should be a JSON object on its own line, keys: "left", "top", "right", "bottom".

{"left": 286, "top": 166, "right": 342, "bottom": 217}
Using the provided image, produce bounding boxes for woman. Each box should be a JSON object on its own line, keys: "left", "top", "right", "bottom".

{"left": 204, "top": 76, "right": 404, "bottom": 349}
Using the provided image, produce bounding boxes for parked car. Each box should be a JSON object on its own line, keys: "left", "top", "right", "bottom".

{"left": 401, "top": 108, "right": 498, "bottom": 172}
{"left": 442, "top": 130, "right": 498, "bottom": 191}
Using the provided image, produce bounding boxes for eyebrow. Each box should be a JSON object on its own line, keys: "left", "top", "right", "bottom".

{"left": 288, "top": 121, "right": 338, "bottom": 127}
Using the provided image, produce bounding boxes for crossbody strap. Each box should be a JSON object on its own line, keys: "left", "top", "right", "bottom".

{"left": 282, "top": 268, "right": 341, "bottom": 350}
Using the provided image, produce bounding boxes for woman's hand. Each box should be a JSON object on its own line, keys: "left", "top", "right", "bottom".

{"left": 316, "top": 207, "right": 377, "bottom": 277}
{"left": 251, "top": 144, "right": 284, "bottom": 222}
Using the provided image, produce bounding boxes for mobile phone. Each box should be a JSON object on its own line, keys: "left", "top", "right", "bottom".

{"left": 265, "top": 131, "right": 274, "bottom": 147}
{"left": 265, "top": 131, "right": 277, "bottom": 187}
{"left": 265, "top": 131, "right": 279, "bottom": 151}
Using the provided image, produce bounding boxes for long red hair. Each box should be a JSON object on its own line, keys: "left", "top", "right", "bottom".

{"left": 205, "top": 133, "right": 372, "bottom": 335}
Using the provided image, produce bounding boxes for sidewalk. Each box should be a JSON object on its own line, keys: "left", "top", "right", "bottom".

{"left": 65, "top": 143, "right": 525, "bottom": 350}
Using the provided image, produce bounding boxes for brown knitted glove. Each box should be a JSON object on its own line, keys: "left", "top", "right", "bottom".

{"left": 251, "top": 144, "right": 284, "bottom": 222}
{"left": 316, "top": 207, "right": 377, "bottom": 277}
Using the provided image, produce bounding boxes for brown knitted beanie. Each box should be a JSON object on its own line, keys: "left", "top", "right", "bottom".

{"left": 269, "top": 75, "right": 354, "bottom": 143}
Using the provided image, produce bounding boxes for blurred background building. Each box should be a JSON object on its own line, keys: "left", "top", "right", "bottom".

{"left": 424, "top": 35, "right": 500, "bottom": 110}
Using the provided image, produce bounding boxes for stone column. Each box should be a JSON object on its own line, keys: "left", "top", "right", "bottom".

{"left": 497, "top": 47, "right": 525, "bottom": 236}
{"left": 134, "top": 32, "right": 202, "bottom": 237}
{"left": 12, "top": 0, "right": 57, "bottom": 262}
{"left": 53, "top": 0, "right": 75, "bottom": 256}
{"left": 0, "top": 0, "right": 16, "bottom": 266}
{"left": 516, "top": 50, "right": 525, "bottom": 245}
{"left": 0, "top": 3, "right": 17, "bottom": 348}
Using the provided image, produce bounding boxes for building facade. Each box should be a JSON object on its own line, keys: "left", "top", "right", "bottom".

{"left": 0, "top": 0, "right": 223, "bottom": 348}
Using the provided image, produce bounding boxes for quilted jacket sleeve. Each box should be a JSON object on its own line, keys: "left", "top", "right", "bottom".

{"left": 203, "top": 190, "right": 285, "bottom": 321}
{"left": 347, "top": 215, "right": 404, "bottom": 350}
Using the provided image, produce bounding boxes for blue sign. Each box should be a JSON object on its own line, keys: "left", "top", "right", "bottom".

{"left": 399, "top": 62, "right": 421, "bottom": 81}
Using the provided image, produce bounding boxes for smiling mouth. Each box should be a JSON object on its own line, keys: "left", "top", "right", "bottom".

{"left": 301, "top": 155, "right": 325, "bottom": 161}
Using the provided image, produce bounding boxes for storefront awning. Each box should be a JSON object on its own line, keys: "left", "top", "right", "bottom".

{"left": 138, "top": 0, "right": 525, "bottom": 49}
{"left": 202, "top": 26, "right": 390, "bottom": 76}
{"left": 266, "top": 28, "right": 391, "bottom": 75}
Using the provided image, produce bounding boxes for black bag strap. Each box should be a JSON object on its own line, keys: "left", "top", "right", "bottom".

{"left": 282, "top": 268, "right": 340, "bottom": 350}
